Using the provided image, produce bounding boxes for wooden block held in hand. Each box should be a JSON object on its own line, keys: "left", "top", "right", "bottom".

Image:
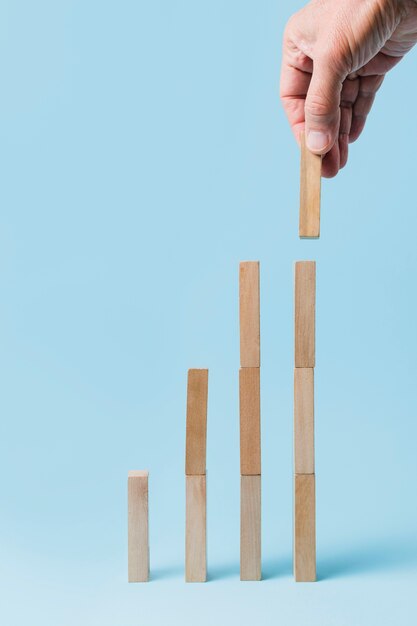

{"left": 294, "top": 368, "right": 314, "bottom": 474}
{"left": 186, "top": 474, "right": 207, "bottom": 582}
{"left": 295, "top": 261, "right": 316, "bottom": 368}
{"left": 240, "top": 475, "right": 261, "bottom": 581}
{"left": 128, "top": 470, "right": 149, "bottom": 582}
{"left": 239, "top": 261, "right": 260, "bottom": 368}
{"left": 299, "top": 132, "right": 321, "bottom": 239}
{"left": 240, "top": 367, "right": 261, "bottom": 475}
{"left": 294, "top": 474, "right": 316, "bottom": 582}
{"left": 186, "top": 369, "right": 208, "bottom": 475}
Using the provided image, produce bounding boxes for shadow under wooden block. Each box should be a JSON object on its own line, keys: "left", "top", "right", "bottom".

{"left": 239, "top": 367, "right": 261, "bottom": 475}
{"left": 128, "top": 470, "right": 149, "bottom": 582}
{"left": 294, "top": 473, "right": 316, "bottom": 582}
{"left": 186, "top": 474, "right": 207, "bottom": 582}
{"left": 239, "top": 261, "right": 260, "bottom": 368}
{"left": 240, "top": 474, "right": 261, "bottom": 581}
{"left": 294, "top": 368, "right": 314, "bottom": 474}
{"left": 294, "top": 261, "right": 316, "bottom": 368}
{"left": 185, "top": 368, "right": 208, "bottom": 475}
{"left": 299, "top": 132, "right": 321, "bottom": 239}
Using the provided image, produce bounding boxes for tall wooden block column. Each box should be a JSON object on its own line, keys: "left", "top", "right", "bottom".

{"left": 239, "top": 261, "right": 261, "bottom": 580}
{"left": 185, "top": 368, "right": 208, "bottom": 582}
{"left": 128, "top": 470, "right": 149, "bottom": 582}
{"left": 294, "top": 261, "right": 316, "bottom": 582}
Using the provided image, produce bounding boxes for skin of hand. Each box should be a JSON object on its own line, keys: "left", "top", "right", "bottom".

{"left": 280, "top": 0, "right": 417, "bottom": 177}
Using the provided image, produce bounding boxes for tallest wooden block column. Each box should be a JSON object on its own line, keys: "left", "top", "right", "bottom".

{"left": 294, "top": 261, "right": 316, "bottom": 582}
{"left": 239, "top": 261, "right": 261, "bottom": 581}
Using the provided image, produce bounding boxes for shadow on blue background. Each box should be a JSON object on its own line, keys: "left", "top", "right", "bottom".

{"left": 207, "top": 556, "right": 292, "bottom": 581}
{"left": 149, "top": 534, "right": 417, "bottom": 582}
{"left": 318, "top": 533, "right": 417, "bottom": 580}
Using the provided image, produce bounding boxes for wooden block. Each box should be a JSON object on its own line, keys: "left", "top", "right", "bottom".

{"left": 240, "top": 475, "right": 261, "bottom": 581}
{"left": 299, "top": 132, "right": 321, "bottom": 238}
{"left": 294, "top": 368, "right": 314, "bottom": 474}
{"left": 294, "top": 261, "right": 316, "bottom": 368}
{"left": 186, "top": 369, "right": 208, "bottom": 475}
{"left": 128, "top": 470, "right": 149, "bottom": 582}
{"left": 239, "top": 261, "right": 260, "bottom": 368}
{"left": 294, "top": 473, "right": 316, "bottom": 582}
{"left": 239, "top": 367, "right": 261, "bottom": 475}
{"left": 185, "top": 474, "right": 207, "bottom": 582}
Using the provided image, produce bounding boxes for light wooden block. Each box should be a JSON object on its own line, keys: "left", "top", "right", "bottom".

{"left": 128, "top": 470, "right": 149, "bottom": 582}
{"left": 294, "top": 473, "right": 316, "bottom": 582}
{"left": 186, "top": 474, "right": 207, "bottom": 582}
{"left": 299, "top": 132, "right": 321, "bottom": 238}
{"left": 239, "top": 367, "right": 261, "bottom": 475}
{"left": 294, "top": 261, "right": 316, "bottom": 368}
{"left": 294, "top": 368, "right": 314, "bottom": 474}
{"left": 239, "top": 261, "right": 260, "bottom": 368}
{"left": 186, "top": 369, "right": 208, "bottom": 475}
{"left": 240, "top": 475, "right": 261, "bottom": 581}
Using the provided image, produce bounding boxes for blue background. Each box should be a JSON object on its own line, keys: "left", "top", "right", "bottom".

{"left": 1, "top": 1, "right": 417, "bottom": 624}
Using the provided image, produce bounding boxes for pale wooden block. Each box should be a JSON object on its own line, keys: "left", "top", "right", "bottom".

{"left": 186, "top": 369, "right": 208, "bottom": 475}
{"left": 294, "top": 368, "right": 314, "bottom": 474}
{"left": 240, "top": 475, "right": 261, "bottom": 581}
{"left": 185, "top": 474, "right": 207, "bottom": 582}
{"left": 239, "top": 261, "right": 260, "bottom": 368}
{"left": 239, "top": 367, "right": 261, "bottom": 475}
{"left": 128, "top": 470, "right": 149, "bottom": 582}
{"left": 294, "top": 261, "right": 316, "bottom": 368}
{"left": 294, "top": 473, "right": 316, "bottom": 582}
{"left": 299, "top": 132, "right": 321, "bottom": 238}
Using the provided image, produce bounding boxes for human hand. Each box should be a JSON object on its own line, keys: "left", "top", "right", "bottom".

{"left": 280, "top": 0, "right": 417, "bottom": 177}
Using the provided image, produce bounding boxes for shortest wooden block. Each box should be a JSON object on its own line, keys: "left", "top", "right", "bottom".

{"left": 294, "top": 473, "right": 316, "bottom": 582}
{"left": 186, "top": 474, "right": 207, "bottom": 582}
{"left": 128, "top": 470, "right": 149, "bottom": 582}
{"left": 299, "top": 132, "right": 321, "bottom": 239}
{"left": 240, "top": 475, "right": 261, "bottom": 581}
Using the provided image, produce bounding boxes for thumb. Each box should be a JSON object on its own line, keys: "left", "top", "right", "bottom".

{"left": 304, "top": 60, "right": 344, "bottom": 154}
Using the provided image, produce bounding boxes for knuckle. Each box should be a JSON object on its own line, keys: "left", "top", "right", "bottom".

{"left": 305, "top": 95, "right": 334, "bottom": 119}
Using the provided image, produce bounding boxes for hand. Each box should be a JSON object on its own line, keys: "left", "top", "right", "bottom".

{"left": 280, "top": 0, "right": 417, "bottom": 177}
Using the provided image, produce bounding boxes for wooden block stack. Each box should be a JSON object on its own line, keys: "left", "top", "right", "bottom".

{"left": 128, "top": 470, "right": 149, "bottom": 582}
{"left": 294, "top": 261, "right": 316, "bottom": 582}
{"left": 239, "top": 261, "right": 261, "bottom": 581}
{"left": 185, "top": 368, "right": 208, "bottom": 582}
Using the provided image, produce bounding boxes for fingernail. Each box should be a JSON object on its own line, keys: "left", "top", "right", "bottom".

{"left": 307, "top": 130, "right": 330, "bottom": 152}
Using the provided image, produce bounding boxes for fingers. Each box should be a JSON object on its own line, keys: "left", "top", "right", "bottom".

{"left": 304, "top": 58, "right": 345, "bottom": 155}
{"left": 280, "top": 36, "right": 313, "bottom": 144}
{"left": 321, "top": 140, "right": 340, "bottom": 178}
{"left": 338, "top": 76, "right": 360, "bottom": 168}
{"left": 280, "top": 63, "right": 310, "bottom": 143}
{"left": 349, "top": 74, "right": 384, "bottom": 143}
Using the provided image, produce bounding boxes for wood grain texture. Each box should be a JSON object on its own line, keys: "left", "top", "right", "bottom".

{"left": 239, "top": 261, "right": 260, "bottom": 368}
{"left": 294, "top": 261, "right": 316, "bottom": 368}
{"left": 294, "top": 473, "right": 316, "bottom": 582}
{"left": 294, "top": 368, "right": 314, "bottom": 474}
{"left": 299, "top": 132, "right": 321, "bottom": 239}
{"left": 240, "top": 475, "right": 261, "bottom": 581}
{"left": 186, "top": 369, "right": 208, "bottom": 475}
{"left": 185, "top": 474, "right": 207, "bottom": 582}
{"left": 239, "top": 367, "right": 261, "bottom": 475}
{"left": 128, "top": 470, "right": 149, "bottom": 582}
